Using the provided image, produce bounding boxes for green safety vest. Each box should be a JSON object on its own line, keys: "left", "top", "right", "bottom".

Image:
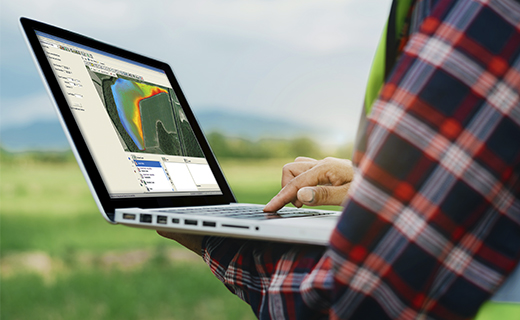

{"left": 363, "top": 1, "right": 520, "bottom": 318}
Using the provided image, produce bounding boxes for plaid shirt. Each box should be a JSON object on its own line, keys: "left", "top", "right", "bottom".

{"left": 202, "top": 0, "right": 520, "bottom": 319}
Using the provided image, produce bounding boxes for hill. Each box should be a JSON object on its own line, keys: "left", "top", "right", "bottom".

{"left": 0, "top": 120, "right": 69, "bottom": 151}
{"left": 195, "top": 109, "right": 325, "bottom": 140}
{"left": 0, "top": 109, "right": 328, "bottom": 151}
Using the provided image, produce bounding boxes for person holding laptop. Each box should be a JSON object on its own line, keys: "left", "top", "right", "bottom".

{"left": 159, "top": 0, "right": 520, "bottom": 319}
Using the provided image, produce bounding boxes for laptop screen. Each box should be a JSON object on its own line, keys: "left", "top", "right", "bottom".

{"left": 35, "top": 31, "right": 223, "bottom": 199}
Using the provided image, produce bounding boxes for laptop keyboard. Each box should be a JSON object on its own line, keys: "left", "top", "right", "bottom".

{"left": 156, "top": 206, "right": 333, "bottom": 220}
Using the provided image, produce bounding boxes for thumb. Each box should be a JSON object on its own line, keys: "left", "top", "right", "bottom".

{"left": 297, "top": 184, "right": 351, "bottom": 207}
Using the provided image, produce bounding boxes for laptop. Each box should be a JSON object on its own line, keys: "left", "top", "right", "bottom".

{"left": 20, "top": 17, "right": 340, "bottom": 245}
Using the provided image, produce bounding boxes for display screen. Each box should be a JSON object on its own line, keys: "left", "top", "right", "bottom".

{"left": 36, "top": 32, "right": 223, "bottom": 199}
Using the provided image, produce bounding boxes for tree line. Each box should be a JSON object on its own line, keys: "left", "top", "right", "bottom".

{"left": 0, "top": 132, "right": 353, "bottom": 163}
{"left": 206, "top": 132, "right": 352, "bottom": 160}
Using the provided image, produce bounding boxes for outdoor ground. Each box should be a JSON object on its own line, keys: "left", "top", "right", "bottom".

{"left": 0, "top": 157, "right": 340, "bottom": 320}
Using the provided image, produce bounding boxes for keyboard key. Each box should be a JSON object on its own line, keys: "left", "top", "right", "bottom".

{"left": 156, "top": 206, "right": 333, "bottom": 220}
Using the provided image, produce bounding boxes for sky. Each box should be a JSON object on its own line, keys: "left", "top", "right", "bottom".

{"left": 0, "top": 0, "right": 392, "bottom": 145}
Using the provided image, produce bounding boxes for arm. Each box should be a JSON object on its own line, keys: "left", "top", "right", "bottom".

{"left": 202, "top": 237, "right": 329, "bottom": 319}
{"left": 201, "top": 1, "right": 520, "bottom": 319}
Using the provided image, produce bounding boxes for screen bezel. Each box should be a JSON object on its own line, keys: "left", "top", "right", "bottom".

{"left": 20, "top": 17, "right": 237, "bottom": 219}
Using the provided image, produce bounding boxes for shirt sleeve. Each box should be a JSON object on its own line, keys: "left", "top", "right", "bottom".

{"left": 202, "top": 0, "right": 520, "bottom": 319}
{"left": 202, "top": 236, "right": 330, "bottom": 319}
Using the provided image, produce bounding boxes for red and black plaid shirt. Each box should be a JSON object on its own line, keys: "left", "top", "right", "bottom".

{"left": 202, "top": 0, "right": 520, "bottom": 318}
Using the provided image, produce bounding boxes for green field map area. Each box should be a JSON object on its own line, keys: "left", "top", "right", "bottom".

{"left": 86, "top": 67, "right": 204, "bottom": 158}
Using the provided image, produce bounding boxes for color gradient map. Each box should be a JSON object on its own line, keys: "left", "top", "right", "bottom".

{"left": 111, "top": 78, "right": 168, "bottom": 150}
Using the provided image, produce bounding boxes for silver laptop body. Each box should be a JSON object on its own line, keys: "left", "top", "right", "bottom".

{"left": 20, "top": 17, "right": 340, "bottom": 246}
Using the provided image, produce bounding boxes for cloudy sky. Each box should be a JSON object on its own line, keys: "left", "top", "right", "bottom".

{"left": 0, "top": 0, "right": 392, "bottom": 144}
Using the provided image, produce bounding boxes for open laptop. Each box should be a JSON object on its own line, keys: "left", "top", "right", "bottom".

{"left": 20, "top": 17, "right": 340, "bottom": 245}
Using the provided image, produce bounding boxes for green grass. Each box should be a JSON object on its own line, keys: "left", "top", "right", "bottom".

{"left": 0, "top": 162, "right": 168, "bottom": 256}
{"left": 2, "top": 259, "right": 253, "bottom": 320}
{"left": 1, "top": 161, "right": 94, "bottom": 216}
{"left": 0, "top": 158, "right": 341, "bottom": 320}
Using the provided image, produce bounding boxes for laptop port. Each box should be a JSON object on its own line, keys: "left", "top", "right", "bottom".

{"left": 157, "top": 215, "right": 167, "bottom": 224}
{"left": 123, "top": 213, "right": 136, "bottom": 220}
{"left": 184, "top": 219, "right": 198, "bottom": 226}
{"left": 222, "top": 224, "right": 249, "bottom": 229}
{"left": 172, "top": 218, "right": 180, "bottom": 224}
{"left": 140, "top": 214, "right": 152, "bottom": 223}
{"left": 202, "top": 221, "right": 216, "bottom": 227}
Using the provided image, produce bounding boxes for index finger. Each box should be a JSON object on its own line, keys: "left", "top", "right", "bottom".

{"left": 281, "top": 160, "right": 318, "bottom": 188}
{"left": 264, "top": 165, "right": 326, "bottom": 212}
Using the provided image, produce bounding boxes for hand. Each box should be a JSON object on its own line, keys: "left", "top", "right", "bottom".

{"left": 156, "top": 231, "right": 204, "bottom": 257}
{"left": 264, "top": 157, "right": 354, "bottom": 212}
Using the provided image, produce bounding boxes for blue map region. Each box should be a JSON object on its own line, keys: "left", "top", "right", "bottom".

{"left": 111, "top": 78, "right": 145, "bottom": 150}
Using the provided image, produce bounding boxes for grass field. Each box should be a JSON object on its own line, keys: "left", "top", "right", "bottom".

{"left": 0, "top": 158, "right": 341, "bottom": 319}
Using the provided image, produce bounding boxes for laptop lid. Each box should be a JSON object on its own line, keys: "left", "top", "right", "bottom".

{"left": 20, "top": 17, "right": 237, "bottom": 222}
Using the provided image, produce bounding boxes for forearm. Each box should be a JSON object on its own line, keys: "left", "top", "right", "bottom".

{"left": 202, "top": 236, "right": 330, "bottom": 319}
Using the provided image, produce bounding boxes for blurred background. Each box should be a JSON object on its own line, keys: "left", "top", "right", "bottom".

{"left": 0, "top": 0, "right": 391, "bottom": 319}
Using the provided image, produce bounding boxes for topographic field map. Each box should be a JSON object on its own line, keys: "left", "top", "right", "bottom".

{"left": 87, "top": 67, "right": 204, "bottom": 158}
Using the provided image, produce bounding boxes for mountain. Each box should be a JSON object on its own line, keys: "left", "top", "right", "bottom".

{"left": 0, "top": 110, "right": 327, "bottom": 151}
{"left": 0, "top": 120, "right": 69, "bottom": 151}
{"left": 195, "top": 109, "right": 324, "bottom": 140}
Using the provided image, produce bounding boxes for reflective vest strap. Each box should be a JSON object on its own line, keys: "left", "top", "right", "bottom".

{"left": 474, "top": 302, "right": 520, "bottom": 320}
{"left": 364, "top": 20, "right": 388, "bottom": 115}
{"left": 364, "top": 0, "right": 413, "bottom": 115}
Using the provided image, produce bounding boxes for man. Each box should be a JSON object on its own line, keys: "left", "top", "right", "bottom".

{"left": 160, "top": 0, "right": 520, "bottom": 318}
